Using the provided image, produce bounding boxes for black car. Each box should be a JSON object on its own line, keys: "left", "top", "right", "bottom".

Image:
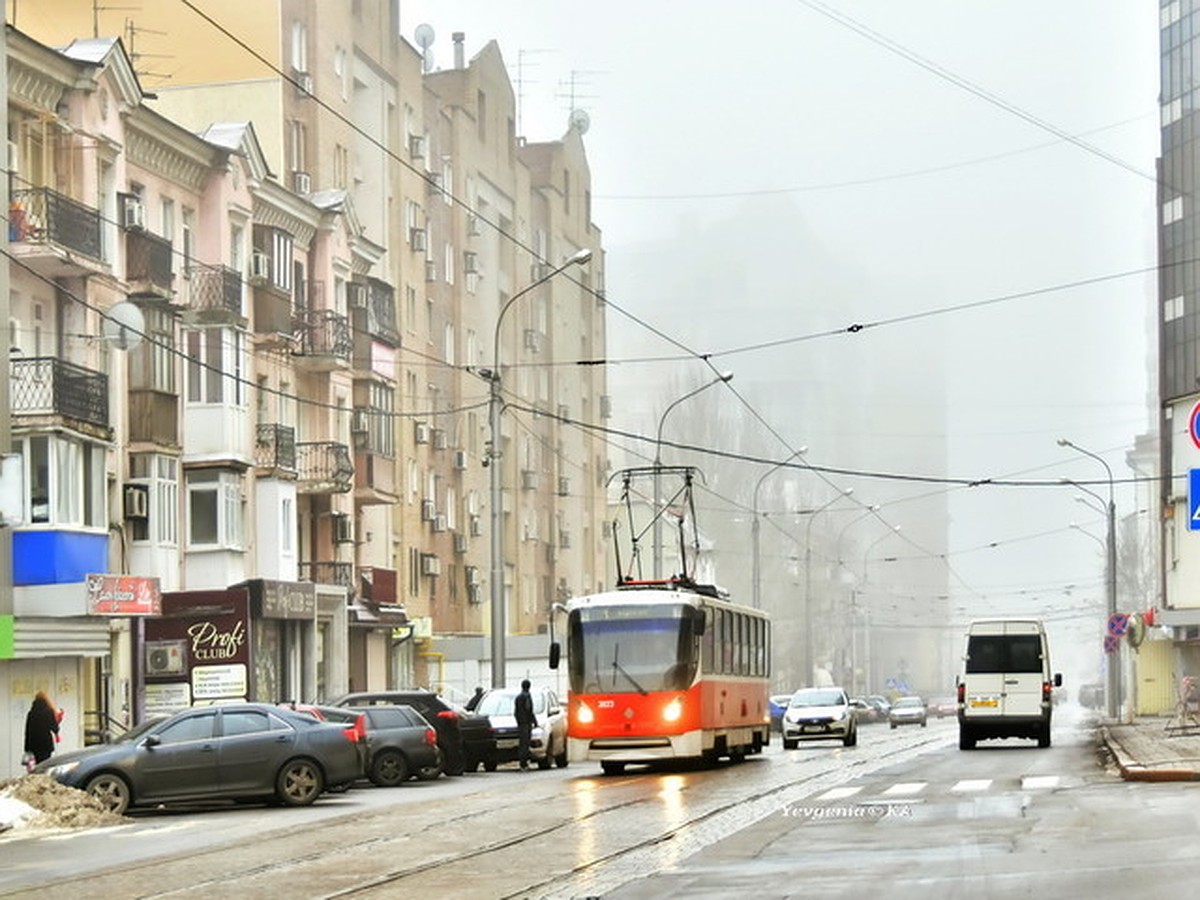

{"left": 331, "top": 691, "right": 498, "bottom": 774}
{"left": 297, "top": 704, "right": 444, "bottom": 786}
{"left": 33, "top": 703, "right": 364, "bottom": 815}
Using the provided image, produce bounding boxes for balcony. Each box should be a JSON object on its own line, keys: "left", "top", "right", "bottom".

{"left": 298, "top": 561, "right": 353, "bottom": 590}
{"left": 11, "top": 357, "right": 110, "bottom": 438}
{"left": 128, "top": 390, "right": 178, "bottom": 447}
{"left": 296, "top": 441, "right": 353, "bottom": 494}
{"left": 125, "top": 230, "right": 174, "bottom": 300}
{"left": 255, "top": 423, "right": 297, "bottom": 476}
{"left": 293, "top": 309, "right": 352, "bottom": 370}
{"left": 9, "top": 184, "right": 106, "bottom": 277}
{"left": 186, "top": 264, "right": 243, "bottom": 322}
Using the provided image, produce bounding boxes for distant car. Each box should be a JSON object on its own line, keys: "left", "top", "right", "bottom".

{"left": 288, "top": 703, "right": 443, "bottom": 786}
{"left": 769, "top": 694, "right": 793, "bottom": 732}
{"left": 34, "top": 703, "right": 364, "bottom": 815}
{"left": 889, "top": 696, "right": 928, "bottom": 729}
{"left": 850, "top": 697, "right": 884, "bottom": 724}
{"left": 332, "top": 690, "right": 498, "bottom": 774}
{"left": 475, "top": 686, "right": 568, "bottom": 769}
{"left": 781, "top": 687, "right": 857, "bottom": 748}
{"left": 928, "top": 696, "right": 958, "bottom": 718}
{"left": 864, "top": 695, "right": 892, "bottom": 719}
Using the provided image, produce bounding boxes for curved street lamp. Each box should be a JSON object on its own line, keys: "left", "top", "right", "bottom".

{"left": 751, "top": 447, "right": 807, "bottom": 610}
{"left": 652, "top": 371, "right": 733, "bottom": 578}
{"left": 1057, "top": 437, "right": 1118, "bottom": 718}
{"left": 486, "top": 248, "right": 592, "bottom": 688}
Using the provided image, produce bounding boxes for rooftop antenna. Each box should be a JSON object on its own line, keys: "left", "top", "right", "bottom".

{"left": 515, "top": 48, "right": 554, "bottom": 138}
{"left": 125, "top": 17, "right": 174, "bottom": 82}
{"left": 94, "top": 0, "right": 138, "bottom": 38}
{"left": 414, "top": 23, "right": 435, "bottom": 74}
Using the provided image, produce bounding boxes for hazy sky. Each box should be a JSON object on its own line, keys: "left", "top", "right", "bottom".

{"left": 399, "top": 1, "right": 1159, "bottom": 677}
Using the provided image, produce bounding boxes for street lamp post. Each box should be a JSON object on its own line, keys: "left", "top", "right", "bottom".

{"left": 486, "top": 248, "right": 592, "bottom": 688}
{"left": 856, "top": 525, "right": 900, "bottom": 693}
{"left": 751, "top": 447, "right": 807, "bottom": 610}
{"left": 802, "top": 489, "right": 855, "bottom": 687}
{"left": 1058, "top": 438, "right": 1119, "bottom": 719}
{"left": 652, "top": 371, "right": 733, "bottom": 578}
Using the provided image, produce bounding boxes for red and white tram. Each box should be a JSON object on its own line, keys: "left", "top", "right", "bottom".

{"left": 554, "top": 580, "right": 771, "bottom": 774}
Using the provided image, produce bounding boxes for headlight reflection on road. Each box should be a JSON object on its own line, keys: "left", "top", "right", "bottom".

{"left": 571, "top": 779, "right": 599, "bottom": 866}
{"left": 656, "top": 775, "right": 688, "bottom": 866}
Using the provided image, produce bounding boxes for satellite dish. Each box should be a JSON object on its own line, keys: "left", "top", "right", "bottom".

{"left": 568, "top": 109, "right": 591, "bottom": 134}
{"left": 102, "top": 301, "right": 144, "bottom": 351}
{"left": 414, "top": 23, "right": 435, "bottom": 49}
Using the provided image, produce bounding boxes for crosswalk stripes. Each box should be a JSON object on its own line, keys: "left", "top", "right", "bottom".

{"left": 951, "top": 779, "right": 992, "bottom": 792}
{"left": 810, "top": 774, "right": 1063, "bottom": 805}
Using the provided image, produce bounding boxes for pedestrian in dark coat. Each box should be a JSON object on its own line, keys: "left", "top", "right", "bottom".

{"left": 465, "top": 686, "right": 485, "bottom": 711}
{"left": 514, "top": 679, "right": 536, "bottom": 770}
{"left": 24, "top": 691, "right": 60, "bottom": 764}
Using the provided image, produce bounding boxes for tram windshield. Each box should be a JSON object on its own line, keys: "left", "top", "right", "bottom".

{"left": 567, "top": 603, "right": 701, "bottom": 694}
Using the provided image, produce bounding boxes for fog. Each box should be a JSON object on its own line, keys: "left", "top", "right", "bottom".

{"left": 400, "top": 1, "right": 1159, "bottom": 692}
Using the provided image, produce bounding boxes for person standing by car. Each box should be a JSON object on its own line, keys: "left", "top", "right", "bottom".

{"left": 466, "top": 686, "right": 485, "bottom": 712}
{"left": 24, "top": 691, "right": 60, "bottom": 765}
{"left": 514, "top": 679, "right": 535, "bottom": 771}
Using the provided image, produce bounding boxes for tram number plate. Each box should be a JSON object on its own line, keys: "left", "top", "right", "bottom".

{"left": 803, "top": 725, "right": 826, "bottom": 734}
{"left": 970, "top": 698, "right": 999, "bottom": 708}
{"left": 497, "top": 739, "right": 518, "bottom": 749}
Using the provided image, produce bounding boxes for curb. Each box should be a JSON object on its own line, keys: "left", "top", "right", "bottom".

{"left": 1100, "top": 725, "right": 1200, "bottom": 782}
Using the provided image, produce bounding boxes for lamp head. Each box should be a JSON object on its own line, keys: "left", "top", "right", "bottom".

{"left": 718, "top": 370, "right": 734, "bottom": 382}
{"left": 1057, "top": 438, "right": 1070, "bottom": 447}
{"left": 569, "top": 248, "right": 593, "bottom": 265}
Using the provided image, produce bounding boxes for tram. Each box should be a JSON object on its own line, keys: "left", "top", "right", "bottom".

{"left": 550, "top": 467, "right": 771, "bottom": 774}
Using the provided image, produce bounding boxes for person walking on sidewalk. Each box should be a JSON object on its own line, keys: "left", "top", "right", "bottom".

{"left": 515, "top": 679, "right": 536, "bottom": 771}
{"left": 24, "top": 691, "right": 60, "bottom": 765}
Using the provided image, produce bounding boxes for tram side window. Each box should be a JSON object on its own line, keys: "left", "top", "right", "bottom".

{"left": 702, "top": 608, "right": 715, "bottom": 674}
{"left": 720, "top": 609, "right": 732, "bottom": 674}
{"left": 737, "top": 614, "right": 747, "bottom": 675}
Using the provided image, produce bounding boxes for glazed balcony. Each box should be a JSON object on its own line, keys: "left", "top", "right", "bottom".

{"left": 9, "top": 184, "right": 106, "bottom": 277}
{"left": 254, "top": 423, "right": 297, "bottom": 476}
{"left": 295, "top": 441, "right": 353, "bottom": 494}
{"left": 125, "top": 230, "right": 174, "bottom": 300}
{"left": 11, "top": 357, "right": 110, "bottom": 438}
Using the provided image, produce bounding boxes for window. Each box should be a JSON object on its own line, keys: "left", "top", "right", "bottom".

{"left": 130, "top": 305, "right": 176, "bottom": 393}
{"left": 1166, "top": 295, "right": 1185, "bottom": 323}
{"left": 287, "top": 119, "right": 307, "bottom": 174}
{"left": 369, "top": 383, "right": 395, "bottom": 457}
{"left": 252, "top": 225, "right": 294, "bottom": 292}
{"left": 477, "top": 90, "right": 487, "bottom": 141}
{"left": 160, "top": 197, "right": 175, "bottom": 243}
{"left": 12, "top": 435, "right": 105, "bottom": 528}
{"left": 157, "top": 712, "right": 216, "bottom": 744}
{"left": 1163, "top": 196, "right": 1184, "bottom": 225}
{"left": 181, "top": 209, "right": 195, "bottom": 277}
{"left": 187, "top": 469, "right": 244, "bottom": 550}
{"left": 130, "top": 453, "right": 179, "bottom": 544}
{"left": 291, "top": 21, "right": 308, "bottom": 72}
{"left": 281, "top": 497, "right": 293, "bottom": 554}
{"left": 222, "top": 710, "right": 272, "bottom": 737}
{"left": 186, "top": 328, "right": 245, "bottom": 405}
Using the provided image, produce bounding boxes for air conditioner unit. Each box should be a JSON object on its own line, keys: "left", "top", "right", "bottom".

{"left": 292, "top": 170, "right": 312, "bottom": 194}
{"left": 144, "top": 640, "right": 186, "bottom": 676}
{"left": 454, "top": 532, "right": 468, "bottom": 554}
{"left": 408, "top": 134, "right": 426, "bottom": 160}
{"left": 421, "top": 553, "right": 441, "bottom": 576}
{"left": 123, "top": 196, "right": 146, "bottom": 231}
{"left": 410, "top": 228, "right": 428, "bottom": 252}
{"left": 414, "top": 422, "right": 430, "bottom": 444}
{"left": 333, "top": 513, "right": 353, "bottom": 544}
{"left": 424, "top": 260, "right": 437, "bottom": 282}
{"left": 523, "top": 329, "right": 542, "bottom": 353}
{"left": 469, "top": 514, "right": 482, "bottom": 537}
{"left": 521, "top": 469, "right": 539, "bottom": 491}
{"left": 453, "top": 450, "right": 467, "bottom": 470}
{"left": 466, "top": 565, "right": 480, "bottom": 587}
{"left": 467, "top": 214, "right": 482, "bottom": 236}
{"left": 432, "top": 514, "right": 447, "bottom": 533}
{"left": 463, "top": 252, "right": 478, "bottom": 275}
{"left": 557, "top": 476, "right": 570, "bottom": 497}
{"left": 421, "top": 498, "right": 436, "bottom": 521}
{"left": 249, "top": 250, "right": 271, "bottom": 285}
{"left": 432, "top": 429, "right": 447, "bottom": 450}
{"left": 123, "top": 484, "right": 150, "bottom": 520}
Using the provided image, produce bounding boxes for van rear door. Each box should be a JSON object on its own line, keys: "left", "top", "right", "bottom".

{"left": 997, "top": 622, "right": 1046, "bottom": 718}
{"left": 963, "top": 621, "right": 1045, "bottom": 719}
{"left": 963, "top": 624, "right": 1007, "bottom": 719}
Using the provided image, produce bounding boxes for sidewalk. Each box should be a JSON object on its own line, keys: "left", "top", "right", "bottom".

{"left": 1101, "top": 716, "right": 1200, "bottom": 781}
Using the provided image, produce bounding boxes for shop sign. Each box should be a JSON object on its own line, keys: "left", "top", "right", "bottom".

{"left": 191, "top": 663, "right": 248, "bottom": 700}
{"left": 86, "top": 574, "right": 162, "bottom": 616}
{"left": 258, "top": 580, "right": 317, "bottom": 620}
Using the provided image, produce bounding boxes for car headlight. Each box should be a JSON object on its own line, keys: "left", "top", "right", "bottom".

{"left": 45, "top": 761, "right": 80, "bottom": 780}
{"left": 662, "top": 698, "right": 683, "bottom": 722}
{"left": 833, "top": 709, "right": 847, "bottom": 721}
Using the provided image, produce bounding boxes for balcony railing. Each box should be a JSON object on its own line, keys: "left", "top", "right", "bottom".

{"left": 294, "top": 309, "right": 352, "bottom": 364}
{"left": 11, "top": 357, "right": 109, "bottom": 431}
{"left": 125, "top": 230, "right": 173, "bottom": 295}
{"left": 255, "top": 423, "right": 296, "bottom": 472}
{"left": 298, "top": 561, "right": 354, "bottom": 590}
{"left": 10, "top": 185, "right": 104, "bottom": 262}
{"left": 296, "top": 441, "right": 354, "bottom": 493}
{"left": 365, "top": 277, "right": 399, "bottom": 344}
{"left": 188, "top": 264, "right": 244, "bottom": 316}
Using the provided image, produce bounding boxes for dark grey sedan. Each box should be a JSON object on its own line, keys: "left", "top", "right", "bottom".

{"left": 33, "top": 703, "right": 364, "bottom": 815}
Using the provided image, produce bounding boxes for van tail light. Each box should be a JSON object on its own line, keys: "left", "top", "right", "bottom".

{"left": 344, "top": 713, "right": 368, "bottom": 745}
{"left": 436, "top": 710, "right": 458, "bottom": 721}
{"left": 1042, "top": 682, "right": 1052, "bottom": 702}
{"left": 956, "top": 683, "right": 965, "bottom": 704}
{"left": 424, "top": 726, "right": 438, "bottom": 747}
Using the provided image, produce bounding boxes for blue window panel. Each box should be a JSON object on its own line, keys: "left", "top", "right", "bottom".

{"left": 12, "top": 531, "right": 109, "bottom": 585}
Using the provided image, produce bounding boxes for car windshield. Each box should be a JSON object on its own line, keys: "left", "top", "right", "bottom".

{"left": 791, "top": 690, "right": 844, "bottom": 708}
{"left": 477, "top": 691, "right": 547, "bottom": 717}
{"left": 895, "top": 698, "right": 923, "bottom": 709}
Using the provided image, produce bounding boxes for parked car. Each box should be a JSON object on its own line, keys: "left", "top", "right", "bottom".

{"left": 928, "top": 696, "right": 958, "bottom": 718}
{"left": 781, "top": 687, "right": 857, "bottom": 748}
{"left": 850, "top": 697, "right": 884, "bottom": 724}
{"left": 286, "top": 703, "right": 442, "bottom": 786}
{"left": 769, "top": 694, "right": 793, "bottom": 732}
{"left": 864, "top": 695, "right": 892, "bottom": 720}
{"left": 33, "top": 703, "right": 363, "bottom": 815}
{"left": 331, "top": 690, "right": 498, "bottom": 774}
{"left": 889, "top": 696, "right": 928, "bottom": 728}
{"left": 475, "top": 686, "right": 568, "bottom": 769}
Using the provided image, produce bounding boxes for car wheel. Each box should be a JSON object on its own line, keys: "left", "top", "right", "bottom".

{"left": 371, "top": 749, "right": 410, "bottom": 787}
{"left": 483, "top": 758, "right": 498, "bottom": 772}
{"left": 959, "top": 727, "right": 976, "bottom": 751}
{"left": 86, "top": 773, "right": 131, "bottom": 816}
{"left": 276, "top": 758, "right": 324, "bottom": 806}
{"left": 1038, "top": 722, "right": 1051, "bottom": 748}
{"left": 890, "top": 722, "right": 897, "bottom": 730}
{"left": 537, "top": 752, "right": 553, "bottom": 770}
{"left": 921, "top": 720, "right": 927, "bottom": 728}
{"left": 782, "top": 738, "right": 798, "bottom": 750}
{"left": 555, "top": 747, "right": 569, "bottom": 768}
{"left": 844, "top": 727, "right": 857, "bottom": 747}
{"left": 729, "top": 745, "right": 746, "bottom": 763}
{"left": 600, "top": 760, "right": 625, "bottom": 775}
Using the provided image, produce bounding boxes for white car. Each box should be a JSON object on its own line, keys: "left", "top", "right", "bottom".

{"left": 889, "top": 696, "right": 928, "bottom": 728}
{"left": 476, "top": 686, "right": 568, "bottom": 769}
{"left": 781, "top": 687, "right": 857, "bottom": 748}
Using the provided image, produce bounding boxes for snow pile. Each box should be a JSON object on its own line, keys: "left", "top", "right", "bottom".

{"left": 0, "top": 774, "right": 130, "bottom": 836}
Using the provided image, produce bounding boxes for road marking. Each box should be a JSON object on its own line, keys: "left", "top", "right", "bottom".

{"left": 883, "top": 782, "right": 926, "bottom": 796}
{"left": 816, "top": 786, "right": 862, "bottom": 801}
{"left": 1021, "top": 775, "right": 1059, "bottom": 790}
{"left": 951, "top": 779, "right": 992, "bottom": 792}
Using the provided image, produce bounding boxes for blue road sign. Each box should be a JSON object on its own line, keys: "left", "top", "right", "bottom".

{"left": 1191, "top": 469, "right": 1200, "bottom": 532}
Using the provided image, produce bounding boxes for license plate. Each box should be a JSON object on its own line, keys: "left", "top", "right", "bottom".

{"left": 970, "top": 698, "right": 998, "bottom": 708}
{"left": 497, "top": 739, "right": 518, "bottom": 749}
{"left": 803, "top": 725, "right": 826, "bottom": 733}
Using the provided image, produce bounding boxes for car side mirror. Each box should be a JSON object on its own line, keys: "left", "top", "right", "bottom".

{"left": 1054, "top": 673, "right": 1063, "bottom": 687}
{"left": 142, "top": 734, "right": 161, "bottom": 749}
{"left": 549, "top": 641, "right": 561, "bottom": 670}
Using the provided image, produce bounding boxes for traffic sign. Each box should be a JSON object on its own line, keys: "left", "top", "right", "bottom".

{"left": 1108, "top": 613, "right": 1130, "bottom": 636}
{"left": 1191, "top": 469, "right": 1200, "bottom": 532}
{"left": 1190, "top": 401, "right": 1200, "bottom": 449}
{"left": 1104, "top": 634, "right": 1120, "bottom": 654}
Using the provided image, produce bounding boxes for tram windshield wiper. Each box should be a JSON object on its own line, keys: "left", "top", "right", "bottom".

{"left": 611, "top": 644, "right": 647, "bottom": 695}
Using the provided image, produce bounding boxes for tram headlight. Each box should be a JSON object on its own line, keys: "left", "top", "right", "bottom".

{"left": 662, "top": 698, "right": 683, "bottom": 723}
{"left": 576, "top": 701, "right": 595, "bottom": 725}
